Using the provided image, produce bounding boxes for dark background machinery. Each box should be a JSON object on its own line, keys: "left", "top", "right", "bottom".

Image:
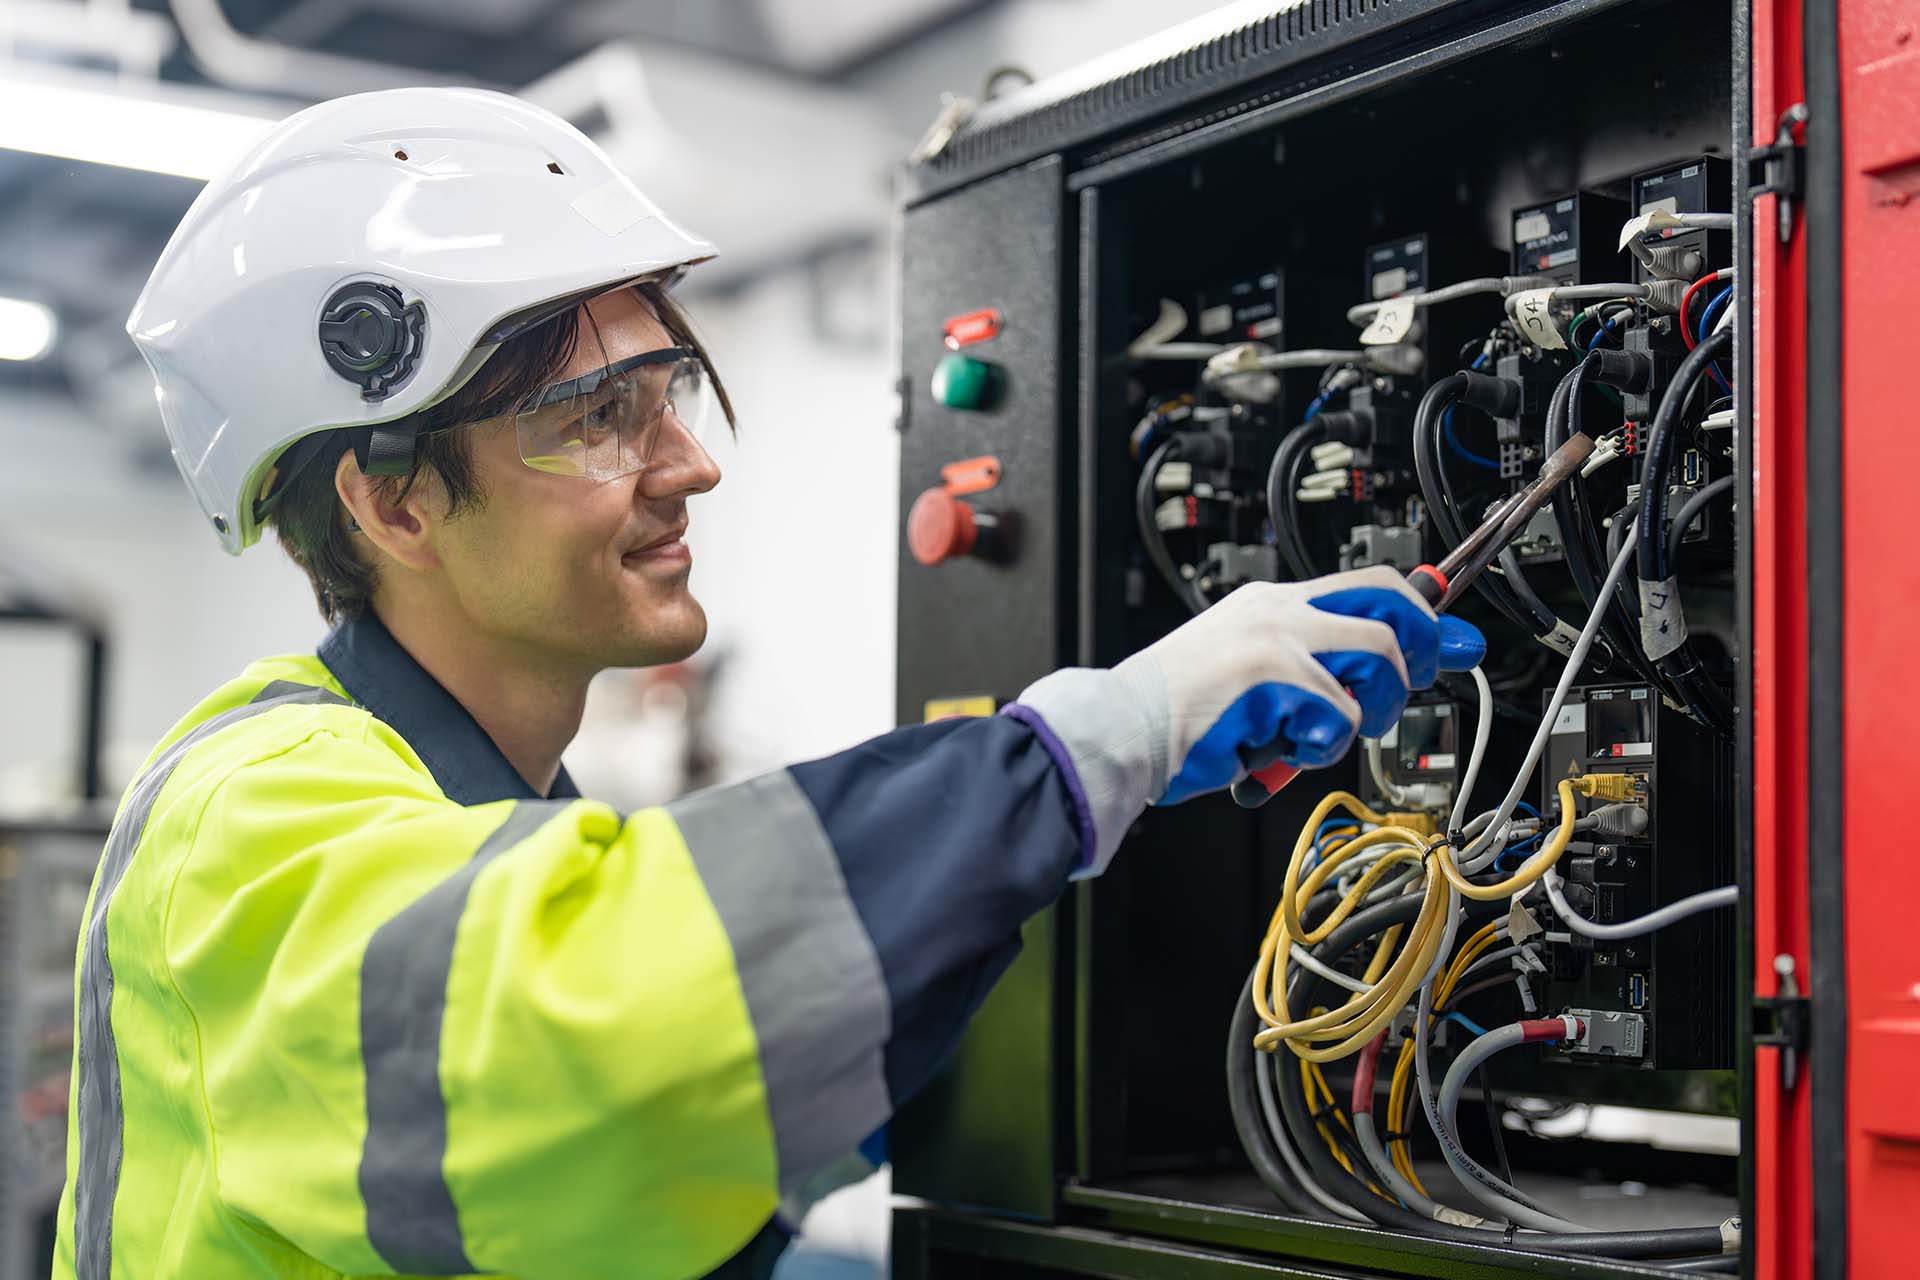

{"left": 887, "top": 0, "right": 1871, "bottom": 1276}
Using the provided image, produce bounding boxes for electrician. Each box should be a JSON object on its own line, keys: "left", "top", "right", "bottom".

{"left": 56, "top": 88, "right": 1483, "bottom": 1280}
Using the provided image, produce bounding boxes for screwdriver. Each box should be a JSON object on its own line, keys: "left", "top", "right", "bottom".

{"left": 1230, "top": 430, "right": 1597, "bottom": 808}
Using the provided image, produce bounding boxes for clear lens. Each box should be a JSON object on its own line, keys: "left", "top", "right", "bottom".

{"left": 515, "top": 350, "right": 699, "bottom": 481}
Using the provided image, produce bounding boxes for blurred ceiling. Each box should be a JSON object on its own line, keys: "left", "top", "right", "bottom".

{"left": 0, "top": 0, "right": 992, "bottom": 416}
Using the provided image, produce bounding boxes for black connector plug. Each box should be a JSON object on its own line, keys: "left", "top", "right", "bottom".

{"left": 1458, "top": 371, "right": 1521, "bottom": 419}
{"left": 1315, "top": 408, "right": 1375, "bottom": 447}
{"left": 1589, "top": 348, "right": 1653, "bottom": 393}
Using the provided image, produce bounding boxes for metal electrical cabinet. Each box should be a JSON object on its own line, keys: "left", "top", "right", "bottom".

{"left": 891, "top": 0, "right": 1869, "bottom": 1277}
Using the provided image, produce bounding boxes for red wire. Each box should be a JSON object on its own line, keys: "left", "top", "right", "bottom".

{"left": 1351, "top": 1032, "right": 1386, "bottom": 1116}
{"left": 1678, "top": 272, "right": 1720, "bottom": 351}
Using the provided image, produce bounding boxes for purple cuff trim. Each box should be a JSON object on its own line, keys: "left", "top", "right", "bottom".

{"left": 1001, "top": 702, "right": 1097, "bottom": 872}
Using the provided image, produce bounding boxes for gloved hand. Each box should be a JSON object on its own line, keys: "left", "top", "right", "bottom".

{"left": 1128, "top": 566, "right": 1485, "bottom": 804}
{"left": 1010, "top": 566, "right": 1484, "bottom": 877}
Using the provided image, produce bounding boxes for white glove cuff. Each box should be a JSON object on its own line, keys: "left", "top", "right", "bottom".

{"left": 1008, "top": 658, "right": 1168, "bottom": 878}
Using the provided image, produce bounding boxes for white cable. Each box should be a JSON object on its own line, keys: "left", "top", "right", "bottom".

{"left": 1125, "top": 298, "right": 1190, "bottom": 356}
{"left": 1300, "top": 469, "right": 1348, "bottom": 491}
{"left": 1289, "top": 943, "right": 1373, "bottom": 995}
{"left": 1254, "top": 1046, "right": 1367, "bottom": 1221}
{"left": 1549, "top": 282, "right": 1651, "bottom": 304}
{"left": 1446, "top": 667, "right": 1495, "bottom": 840}
{"left": 1310, "top": 441, "right": 1354, "bottom": 467}
{"left": 1296, "top": 488, "right": 1339, "bottom": 504}
{"left": 1366, "top": 737, "right": 1410, "bottom": 806}
{"left": 1346, "top": 276, "right": 1550, "bottom": 326}
{"left": 1457, "top": 542, "right": 1638, "bottom": 874}
{"left": 1538, "top": 876, "right": 1738, "bottom": 941}
{"left": 1134, "top": 341, "right": 1227, "bottom": 360}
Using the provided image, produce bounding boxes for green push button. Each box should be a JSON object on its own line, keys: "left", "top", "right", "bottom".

{"left": 931, "top": 352, "right": 1001, "bottom": 411}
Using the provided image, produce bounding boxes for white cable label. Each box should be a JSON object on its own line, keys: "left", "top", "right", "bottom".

{"left": 1720, "top": 1217, "right": 1743, "bottom": 1252}
{"left": 1617, "top": 208, "right": 1687, "bottom": 250}
{"left": 1359, "top": 296, "right": 1417, "bottom": 346}
{"left": 1534, "top": 619, "right": 1582, "bottom": 656}
{"left": 1639, "top": 576, "right": 1689, "bottom": 660}
{"left": 1435, "top": 1207, "right": 1487, "bottom": 1228}
{"left": 1506, "top": 287, "right": 1566, "bottom": 350}
{"left": 1508, "top": 900, "right": 1544, "bottom": 943}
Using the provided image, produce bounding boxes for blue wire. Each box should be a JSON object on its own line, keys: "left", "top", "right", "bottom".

{"left": 1696, "top": 286, "right": 1734, "bottom": 343}
{"left": 1585, "top": 309, "right": 1625, "bottom": 353}
{"left": 1443, "top": 1012, "right": 1490, "bottom": 1039}
{"left": 1304, "top": 391, "right": 1329, "bottom": 421}
{"left": 1442, "top": 348, "right": 1499, "bottom": 470}
{"left": 1697, "top": 285, "right": 1735, "bottom": 394}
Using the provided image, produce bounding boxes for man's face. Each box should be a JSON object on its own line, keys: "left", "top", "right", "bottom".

{"left": 429, "top": 287, "right": 723, "bottom": 673}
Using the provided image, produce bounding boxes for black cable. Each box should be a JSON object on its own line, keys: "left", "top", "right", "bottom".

{"left": 1413, "top": 375, "right": 1472, "bottom": 549}
{"left": 1656, "top": 1257, "right": 1740, "bottom": 1274}
{"left": 1411, "top": 378, "right": 1545, "bottom": 640}
{"left": 1222, "top": 1013, "right": 1323, "bottom": 1219}
{"left": 1266, "top": 421, "right": 1327, "bottom": 581}
{"left": 1666, "top": 475, "right": 1735, "bottom": 568}
{"left": 1137, "top": 438, "right": 1207, "bottom": 614}
{"left": 1544, "top": 358, "right": 1673, "bottom": 694}
{"left": 1228, "top": 899, "right": 1736, "bottom": 1258}
{"left": 1634, "top": 330, "right": 1736, "bottom": 733}
{"left": 1638, "top": 329, "right": 1733, "bottom": 584}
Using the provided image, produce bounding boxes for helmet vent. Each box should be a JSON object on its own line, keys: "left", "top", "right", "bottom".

{"left": 547, "top": 161, "right": 564, "bottom": 174}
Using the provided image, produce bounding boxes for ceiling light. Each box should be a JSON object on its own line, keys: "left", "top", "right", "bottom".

{"left": 0, "top": 69, "right": 280, "bottom": 181}
{"left": 0, "top": 297, "right": 58, "bottom": 362}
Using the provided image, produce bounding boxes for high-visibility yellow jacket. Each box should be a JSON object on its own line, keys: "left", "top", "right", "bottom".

{"left": 53, "top": 611, "right": 1098, "bottom": 1279}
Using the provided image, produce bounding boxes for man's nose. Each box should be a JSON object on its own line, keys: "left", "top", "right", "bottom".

{"left": 641, "top": 410, "right": 722, "bottom": 498}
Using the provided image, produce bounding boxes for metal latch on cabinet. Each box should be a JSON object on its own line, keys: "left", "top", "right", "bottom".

{"left": 1749, "top": 103, "right": 1808, "bottom": 244}
{"left": 1753, "top": 952, "right": 1810, "bottom": 1091}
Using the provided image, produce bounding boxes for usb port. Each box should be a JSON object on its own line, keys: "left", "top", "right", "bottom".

{"left": 1681, "top": 448, "right": 1704, "bottom": 487}
{"left": 1627, "top": 972, "right": 1647, "bottom": 1010}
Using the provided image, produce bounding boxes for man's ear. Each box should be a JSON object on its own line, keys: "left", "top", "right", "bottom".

{"left": 335, "top": 449, "right": 441, "bottom": 572}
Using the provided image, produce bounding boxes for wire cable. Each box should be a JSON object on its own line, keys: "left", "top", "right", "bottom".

{"left": 1137, "top": 438, "right": 1209, "bottom": 614}
{"left": 1538, "top": 877, "right": 1738, "bottom": 941}
{"left": 1667, "top": 475, "right": 1735, "bottom": 567}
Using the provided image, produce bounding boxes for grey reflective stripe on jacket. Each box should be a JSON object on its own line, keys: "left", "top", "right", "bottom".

{"left": 357, "top": 799, "right": 569, "bottom": 1273}
{"left": 72, "top": 681, "right": 350, "bottom": 1280}
{"left": 667, "top": 771, "right": 892, "bottom": 1192}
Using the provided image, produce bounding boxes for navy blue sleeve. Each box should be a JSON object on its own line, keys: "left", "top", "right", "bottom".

{"left": 786, "top": 712, "right": 1084, "bottom": 1104}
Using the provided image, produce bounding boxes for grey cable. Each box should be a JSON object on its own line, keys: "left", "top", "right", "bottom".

{"left": 1413, "top": 986, "right": 1589, "bottom": 1230}
{"left": 1347, "top": 275, "right": 1550, "bottom": 325}
{"left": 1254, "top": 1046, "right": 1368, "bottom": 1221}
{"left": 1539, "top": 877, "right": 1738, "bottom": 941}
{"left": 1458, "top": 542, "right": 1638, "bottom": 874}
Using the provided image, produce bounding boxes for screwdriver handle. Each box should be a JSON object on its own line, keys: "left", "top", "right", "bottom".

{"left": 1232, "top": 761, "right": 1302, "bottom": 807}
{"left": 1407, "top": 563, "right": 1448, "bottom": 608}
{"left": 1230, "top": 563, "right": 1449, "bottom": 809}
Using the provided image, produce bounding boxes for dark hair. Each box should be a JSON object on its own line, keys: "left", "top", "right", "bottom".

{"left": 266, "top": 280, "right": 734, "bottom": 623}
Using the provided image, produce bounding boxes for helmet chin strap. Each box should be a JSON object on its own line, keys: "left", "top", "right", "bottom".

{"left": 350, "top": 423, "right": 420, "bottom": 477}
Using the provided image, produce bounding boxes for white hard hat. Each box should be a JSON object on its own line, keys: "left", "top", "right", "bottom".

{"left": 126, "top": 86, "right": 718, "bottom": 554}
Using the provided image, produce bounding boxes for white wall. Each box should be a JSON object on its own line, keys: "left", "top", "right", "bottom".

{"left": 0, "top": 394, "right": 324, "bottom": 811}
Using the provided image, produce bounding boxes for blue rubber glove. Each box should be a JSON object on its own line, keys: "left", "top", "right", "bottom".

{"left": 1011, "top": 567, "right": 1484, "bottom": 876}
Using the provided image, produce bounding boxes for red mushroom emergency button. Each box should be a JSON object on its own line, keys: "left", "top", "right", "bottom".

{"left": 906, "top": 454, "right": 1008, "bottom": 567}
{"left": 908, "top": 487, "right": 978, "bottom": 565}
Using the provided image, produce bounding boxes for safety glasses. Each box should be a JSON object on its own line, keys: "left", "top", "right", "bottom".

{"left": 513, "top": 344, "right": 714, "bottom": 481}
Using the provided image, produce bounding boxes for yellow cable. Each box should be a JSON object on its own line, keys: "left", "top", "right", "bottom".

{"left": 1250, "top": 792, "right": 1453, "bottom": 1063}
{"left": 1432, "top": 774, "right": 1636, "bottom": 901}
